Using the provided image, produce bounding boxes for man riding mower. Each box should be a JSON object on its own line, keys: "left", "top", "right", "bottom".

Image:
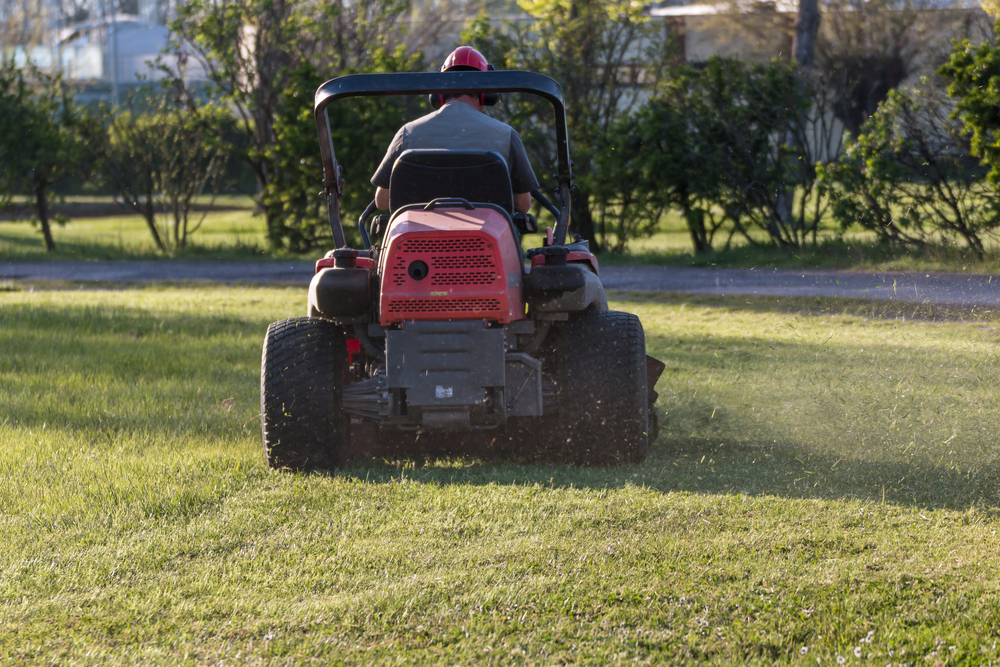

{"left": 260, "top": 51, "right": 665, "bottom": 470}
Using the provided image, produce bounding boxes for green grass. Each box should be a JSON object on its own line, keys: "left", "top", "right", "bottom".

{"left": 3, "top": 286, "right": 1000, "bottom": 663}
{"left": 9, "top": 198, "right": 1000, "bottom": 274}
{"left": 588, "top": 209, "right": 1000, "bottom": 274}
{"left": 0, "top": 197, "right": 300, "bottom": 261}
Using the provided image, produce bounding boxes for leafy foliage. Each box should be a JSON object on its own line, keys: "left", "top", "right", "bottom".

{"left": 164, "top": 0, "right": 426, "bottom": 251}
{"left": 260, "top": 51, "right": 422, "bottom": 252}
{"left": 0, "top": 58, "right": 100, "bottom": 251}
{"left": 939, "top": 21, "right": 1000, "bottom": 184}
{"left": 97, "top": 88, "right": 233, "bottom": 251}
{"left": 622, "top": 58, "right": 813, "bottom": 252}
{"left": 462, "top": 1, "right": 675, "bottom": 250}
{"left": 819, "top": 80, "right": 1000, "bottom": 254}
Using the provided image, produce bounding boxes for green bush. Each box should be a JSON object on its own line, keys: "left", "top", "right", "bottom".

{"left": 462, "top": 2, "right": 674, "bottom": 251}
{"left": 260, "top": 52, "right": 423, "bottom": 252}
{"left": 939, "top": 20, "right": 1000, "bottom": 184}
{"left": 0, "top": 59, "right": 101, "bottom": 252}
{"left": 625, "top": 58, "right": 812, "bottom": 252}
{"left": 165, "top": 0, "right": 426, "bottom": 252}
{"left": 819, "top": 81, "right": 1000, "bottom": 255}
{"left": 98, "top": 89, "right": 235, "bottom": 252}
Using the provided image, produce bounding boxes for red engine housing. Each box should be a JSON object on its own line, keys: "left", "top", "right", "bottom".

{"left": 378, "top": 207, "right": 526, "bottom": 326}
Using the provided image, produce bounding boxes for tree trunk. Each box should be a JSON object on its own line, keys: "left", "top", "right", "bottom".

{"left": 793, "top": 0, "right": 821, "bottom": 71}
{"left": 142, "top": 197, "right": 166, "bottom": 252}
{"left": 35, "top": 183, "right": 55, "bottom": 252}
{"left": 682, "top": 204, "right": 708, "bottom": 253}
{"left": 773, "top": 0, "right": 820, "bottom": 246}
{"left": 570, "top": 188, "right": 599, "bottom": 250}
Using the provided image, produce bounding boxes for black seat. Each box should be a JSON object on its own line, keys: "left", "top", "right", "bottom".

{"left": 389, "top": 149, "right": 515, "bottom": 215}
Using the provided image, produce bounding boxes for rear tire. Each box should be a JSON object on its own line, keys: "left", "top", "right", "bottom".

{"left": 261, "top": 317, "right": 346, "bottom": 471}
{"left": 558, "top": 310, "right": 648, "bottom": 465}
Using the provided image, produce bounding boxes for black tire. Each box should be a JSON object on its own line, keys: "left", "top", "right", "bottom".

{"left": 260, "top": 317, "right": 346, "bottom": 471}
{"left": 557, "top": 310, "right": 648, "bottom": 465}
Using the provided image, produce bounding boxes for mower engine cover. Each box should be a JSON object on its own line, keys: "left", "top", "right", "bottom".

{"left": 377, "top": 206, "right": 526, "bottom": 326}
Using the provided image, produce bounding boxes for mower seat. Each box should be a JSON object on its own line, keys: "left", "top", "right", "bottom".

{"left": 388, "top": 149, "right": 515, "bottom": 215}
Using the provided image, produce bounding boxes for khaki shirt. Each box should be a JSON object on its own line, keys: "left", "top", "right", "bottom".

{"left": 371, "top": 101, "right": 540, "bottom": 194}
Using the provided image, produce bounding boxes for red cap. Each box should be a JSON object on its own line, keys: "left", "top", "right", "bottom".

{"left": 441, "top": 46, "right": 489, "bottom": 72}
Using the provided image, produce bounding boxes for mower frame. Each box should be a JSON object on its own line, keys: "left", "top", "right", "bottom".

{"left": 313, "top": 70, "right": 574, "bottom": 248}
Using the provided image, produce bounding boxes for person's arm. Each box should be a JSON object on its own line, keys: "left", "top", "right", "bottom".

{"left": 371, "top": 128, "right": 405, "bottom": 209}
{"left": 514, "top": 192, "right": 531, "bottom": 213}
{"left": 508, "top": 130, "right": 540, "bottom": 215}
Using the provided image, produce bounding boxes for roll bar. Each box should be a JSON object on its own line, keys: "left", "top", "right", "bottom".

{"left": 313, "top": 70, "right": 575, "bottom": 247}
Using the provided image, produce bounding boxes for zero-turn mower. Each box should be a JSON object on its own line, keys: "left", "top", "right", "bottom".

{"left": 260, "top": 69, "right": 665, "bottom": 469}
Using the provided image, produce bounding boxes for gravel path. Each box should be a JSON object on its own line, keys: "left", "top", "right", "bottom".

{"left": 4, "top": 260, "right": 1000, "bottom": 307}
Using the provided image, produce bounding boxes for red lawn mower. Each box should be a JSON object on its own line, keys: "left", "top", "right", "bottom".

{"left": 260, "top": 69, "right": 664, "bottom": 469}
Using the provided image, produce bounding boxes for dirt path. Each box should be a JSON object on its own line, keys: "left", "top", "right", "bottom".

{"left": 4, "top": 260, "right": 1000, "bottom": 306}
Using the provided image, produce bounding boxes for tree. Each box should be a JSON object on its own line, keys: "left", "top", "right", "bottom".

{"left": 939, "top": 20, "right": 1000, "bottom": 184}
{"left": 610, "top": 85, "right": 724, "bottom": 254}
{"left": 816, "top": 0, "right": 932, "bottom": 135}
{"left": 794, "top": 0, "right": 821, "bottom": 70}
{"left": 463, "top": 3, "right": 675, "bottom": 250}
{"left": 613, "top": 58, "right": 819, "bottom": 253}
{"left": 96, "top": 87, "right": 233, "bottom": 251}
{"left": 162, "top": 0, "right": 442, "bottom": 250}
{"left": 819, "top": 80, "right": 999, "bottom": 254}
{"left": 817, "top": 126, "right": 925, "bottom": 247}
{"left": 97, "top": 92, "right": 168, "bottom": 252}
{"left": 259, "top": 52, "right": 422, "bottom": 251}
{"left": 157, "top": 101, "right": 232, "bottom": 250}
{"left": 0, "top": 59, "right": 99, "bottom": 252}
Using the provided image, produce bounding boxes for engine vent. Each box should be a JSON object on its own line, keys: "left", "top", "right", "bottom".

{"left": 389, "top": 236, "right": 498, "bottom": 287}
{"left": 402, "top": 238, "right": 487, "bottom": 253}
{"left": 386, "top": 298, "right": 501, "bottom": 313}
{"left": 431, "top": 271, "right": 499, "bottom": 286}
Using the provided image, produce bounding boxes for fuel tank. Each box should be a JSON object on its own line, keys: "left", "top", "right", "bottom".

{"left": 378, "top": 206, "right": 526, "bottom": 326}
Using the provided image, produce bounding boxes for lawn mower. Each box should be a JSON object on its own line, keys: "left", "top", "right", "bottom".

{"left": 260, "top": 69, "right": 664, "bottom": 469}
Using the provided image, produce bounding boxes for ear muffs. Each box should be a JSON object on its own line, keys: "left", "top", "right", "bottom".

{"left": 482, "top": 63, "right": 500, "bottom": 106}
{"left": 431, "top": 63, "right": 500, "bottom": 109}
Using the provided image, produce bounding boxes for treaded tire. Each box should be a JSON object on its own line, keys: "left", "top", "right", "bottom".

{"left": 261, "top": 317, "right": 346, "bottom": 471}
{"left": 558, "top": 310, "right": 649, "bottom": 465}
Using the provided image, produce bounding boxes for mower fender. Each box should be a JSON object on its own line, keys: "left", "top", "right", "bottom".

{"left": 526, "top": 264, "right": 607, "bottom": 313}
{"left": 308, "top": 267, "right": 370, "bottom": 322}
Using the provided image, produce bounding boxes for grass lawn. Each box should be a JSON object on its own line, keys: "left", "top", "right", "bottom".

{"left": 8, "top": 199, "right": 1000, "bottom": 275}
{"left": 0, "top": 198, "right": 297, "bottom": 261}
{"left": 3, "top": 285, "right": 1000, "bottom": 664}
{"left": 592, "top": 210, "right": 1000, "bottom": 275}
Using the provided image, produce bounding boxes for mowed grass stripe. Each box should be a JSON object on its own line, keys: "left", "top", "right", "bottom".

{"left": 2, "top": 286, "right": 1000, "bottom": 664}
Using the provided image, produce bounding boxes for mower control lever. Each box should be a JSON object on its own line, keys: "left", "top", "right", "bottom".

{"left": 358, "top": 200, "right": 378, "bottom": 249}
{"left": 530, "top": 189, "right": 561, "bottom": 220}
{"left": 423, "top": 198, "right": 476, "bottom": 211}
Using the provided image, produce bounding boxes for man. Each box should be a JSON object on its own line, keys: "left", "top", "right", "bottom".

{"left": 370, "top": 46, "right": 539, "bottom": 213}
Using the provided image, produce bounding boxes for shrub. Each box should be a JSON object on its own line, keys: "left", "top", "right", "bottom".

{"left": 628, "top": 57, "right": 813, "bottom": 252}
{"left": 0, "top": 59, "right": 100, "bottom": 251}
{"left": 819, "top": 80, "right": 1000, "bottom": 255}
{"left": 98, "top": 88, "right": 233, "bottom": 251}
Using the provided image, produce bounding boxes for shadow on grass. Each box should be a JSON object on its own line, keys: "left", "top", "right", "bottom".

{"left": 328, "top": 437, "right": 1000, "bottom": 512}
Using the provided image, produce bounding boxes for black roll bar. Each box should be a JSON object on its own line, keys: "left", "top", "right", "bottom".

{"left": 313, "top": 70, "right": 575, "bottom": 247}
